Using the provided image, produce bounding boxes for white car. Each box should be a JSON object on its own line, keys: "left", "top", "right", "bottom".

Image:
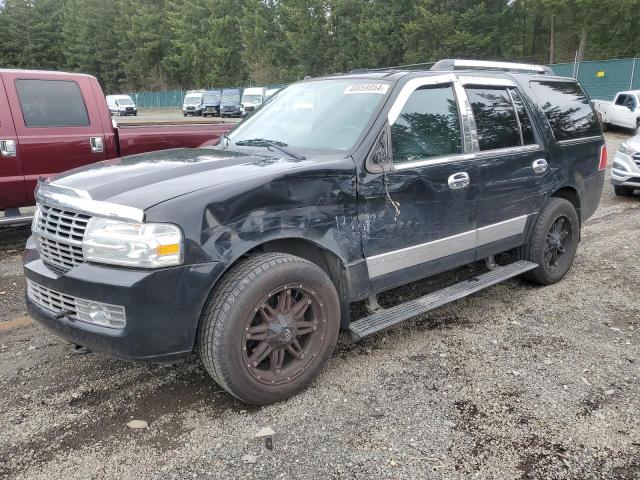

{"left": 611, "top": 133, "right": 640, "bottom": 196}
{"left": 106, "top": 94, "right": 137, "bottom": 116}
{"left": 593, "top": 91, "right": 640, "bottom": 133}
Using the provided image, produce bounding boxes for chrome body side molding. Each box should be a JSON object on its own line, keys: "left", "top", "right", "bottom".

{"left": 366, "top": 215, "right": 529, "bottom": 278}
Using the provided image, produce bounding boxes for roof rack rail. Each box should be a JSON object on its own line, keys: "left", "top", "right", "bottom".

{"left": 431, "top": 59, "right": 552, "bottom": 75}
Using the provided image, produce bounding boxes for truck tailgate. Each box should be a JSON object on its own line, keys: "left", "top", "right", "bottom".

{"left": 115, "top": 123, "right": 234, "bottom": 157}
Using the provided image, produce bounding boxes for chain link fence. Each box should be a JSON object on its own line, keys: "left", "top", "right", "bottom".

{"left": 126, "top": 84, "right": 288, "bottom": 108}
{"left": 126, "top": 59, "right": 639, "bottom": 107}
{"left": 551, "top": 58, "right": 640, "bottom": 101}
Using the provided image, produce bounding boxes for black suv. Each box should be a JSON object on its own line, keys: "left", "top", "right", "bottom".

{"left": 24, "top": 60, "right": 606, "bottom": 405}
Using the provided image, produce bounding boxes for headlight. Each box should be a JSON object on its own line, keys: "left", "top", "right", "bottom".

{"left": 618, "top": 143, "right": 636, "bottom": 157}
{"left": 82, "top": 218, "right": 183, "bottom": 268}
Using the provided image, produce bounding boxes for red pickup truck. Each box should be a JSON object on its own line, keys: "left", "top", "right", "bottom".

{"left": 0, "top": 69, "right": 233, "bottom": 224}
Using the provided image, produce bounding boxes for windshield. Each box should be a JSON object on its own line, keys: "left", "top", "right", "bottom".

{"left": 222, "top": 93, "right": 240, "bottom": 103}
{"left": 116, "top": 98, "right": 134, "bottom": 106}
{"left": 203, "top": 92, "right": 220, "bottom": 103}
{"left": 242, "top": 94, "right": 262, "bottom": 105}
{"left": 184, "top": 95, "right": 202, "bottom": 105}
{"left": 228, "top": 79, "right": 390, "bottom": 151}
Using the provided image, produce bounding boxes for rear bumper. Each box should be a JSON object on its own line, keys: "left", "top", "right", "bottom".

{"left": 23, "top": 237, "right": 224, "bottom": 362}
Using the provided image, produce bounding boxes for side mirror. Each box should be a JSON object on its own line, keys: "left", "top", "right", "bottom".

{"left": 367, "top": 123, "right": 393, "bottom": 173}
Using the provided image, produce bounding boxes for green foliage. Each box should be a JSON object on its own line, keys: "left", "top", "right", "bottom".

{"left": 1, "top": 0, "right": 639, "bottom": 92}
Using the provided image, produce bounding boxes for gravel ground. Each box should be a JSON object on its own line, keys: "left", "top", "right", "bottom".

{"left": 0, "top": 131, "right": 639, "bottom": 480}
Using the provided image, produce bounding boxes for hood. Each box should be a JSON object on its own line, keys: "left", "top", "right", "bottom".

{"left": 220, "top": 101, "right": 240, "bottom": 107}
{"left": 626, "top": 133, "right": 640, "bottom": 151}
{"left": 47, "top": 148, "right": 312, "bottom": 211}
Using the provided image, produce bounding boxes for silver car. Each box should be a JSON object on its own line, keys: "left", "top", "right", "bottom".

{"left": 611, "top": 133, "right": 640, "bottom": 196}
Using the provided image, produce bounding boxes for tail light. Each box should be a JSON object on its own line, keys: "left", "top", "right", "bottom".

{"left": 598, "top": 144, "right": 608, "bottom": 171}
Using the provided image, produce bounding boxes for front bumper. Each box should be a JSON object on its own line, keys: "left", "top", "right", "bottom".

{"left": 610, "top": 150, "right": 640, "bottom": 188}
{"left": 23, "top": 236, "right": 224, "bottom": 362}
{"left": 221, "top": 107, "right": 241, "bottom": 116}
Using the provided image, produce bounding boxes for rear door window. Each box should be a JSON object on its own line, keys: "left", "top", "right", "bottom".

{"left": 15, "top": 79, "right": 90, "bottom": 127}
{"left": 391, "top": 85, "right": 462, "bottom": 163}
{"left": 530, "top": 81, "right": 600, "bottom": 141}
{"left": 465, "top": 87, "right": 521, "bottom": 150}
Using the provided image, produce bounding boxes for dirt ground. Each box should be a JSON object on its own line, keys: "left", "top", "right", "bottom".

{"left": 1, "top": 131, "right": 639, "bottom": 480}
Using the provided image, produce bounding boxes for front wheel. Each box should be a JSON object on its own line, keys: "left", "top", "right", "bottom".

{"left": 198, "top": 253, "right": 340, "bottom": 405}
{"left": 513, "top": 198, "right": 580, "bottom": 285}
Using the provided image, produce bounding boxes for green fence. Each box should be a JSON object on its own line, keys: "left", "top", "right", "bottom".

{"left": 126, "top": 84, "right": 288, "bottom": 108}
{"left": 551, "top": 58, "right": 640, "bottom": 101}
{"left": 126, "top": 60, "right": 640, "bottom": 107}
{"left": 127, "top": 90, "right": 185, "bottom": 108}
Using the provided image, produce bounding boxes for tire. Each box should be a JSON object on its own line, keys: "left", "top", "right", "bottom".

{"left": 513, "top": 198, "right": 580, "bottom": 285}
{"left": 635, "top": 120, "right": 640, "bottom": 135}
{"left": 614, "top": 185, "right": 635, "bottom": 196}
{"left": 601, "top": 121, "right": 608, "bottom": 132}
{"left": 198, "top": 253, "right": 340, "bottom": 405}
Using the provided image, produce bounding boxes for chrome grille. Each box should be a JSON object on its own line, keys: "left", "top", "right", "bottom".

{"left": 633, "top": 152, "right": 640, "bottom": 168}
{"left": 27, "top": 279, "right": 126, "bottom": 329}
{"left": 34, "top": 204, "right": 91, "bottom": 274}
{"left": 38, "top": 236, "right": 84, "bottom": 274}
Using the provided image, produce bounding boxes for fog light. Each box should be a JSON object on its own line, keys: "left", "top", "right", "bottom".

{"left": 75, "top": 299, "right": 126, "bottom": 328}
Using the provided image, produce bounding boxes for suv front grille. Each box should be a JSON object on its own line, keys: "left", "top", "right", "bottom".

{"left": 27, "top": 279, "right": 126, "bottom": 329}
{"left": 633, "top": 152, "right": 640, "bottom": 168}
{"left": 34, "top": 204, "right": 91, "bottom": 274}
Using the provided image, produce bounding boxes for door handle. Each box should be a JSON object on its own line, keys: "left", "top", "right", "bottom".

{"left": 90, "top": 136, "right": 104, "bottom": 153}
{"left": 0, "top": 139, "right": 17, "bottom": 157}
{"left": 532, "top": 158, "right": 548, "bottom": 174}
{"left": 448, "top": 172, "right": 470, "bottom": 190}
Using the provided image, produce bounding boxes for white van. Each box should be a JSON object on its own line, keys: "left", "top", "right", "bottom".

{"left": 183, "top": 91, "right": 204, "bottom": 116}
{"left": 106, "top": 94, "right": 137, "bottom": 116}
{"left": 241, "top": 87, "right": 267, "bottom": 117}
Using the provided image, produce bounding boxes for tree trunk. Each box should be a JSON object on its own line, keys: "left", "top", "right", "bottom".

{"left": 549, "top": 12, "right": 554, "bottom": 64}
{"left": 576, "top": 25, "right": 587, "bottom": 62}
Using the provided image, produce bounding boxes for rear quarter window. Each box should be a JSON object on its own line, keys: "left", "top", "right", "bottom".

{"left": 530, "top": 81, "right": 600, "bottom": 141}
{"left": 15, "top": 79, "right": 90, "bottom": 127}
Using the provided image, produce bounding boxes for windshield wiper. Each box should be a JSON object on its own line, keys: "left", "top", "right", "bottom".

{"left": 221, "top": 133, "right": 231, "bottom": 149}
{"left": 234, "top": 138, "right": 306, "bottom": 160}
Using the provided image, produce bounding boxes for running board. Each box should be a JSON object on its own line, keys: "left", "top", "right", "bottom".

{"left": 349, "top": 260, "right": 537, "bottom": 341}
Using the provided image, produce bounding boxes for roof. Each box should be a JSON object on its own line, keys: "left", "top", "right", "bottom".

{"left": 0, "top": 68, "right": 93, "bottom": 78}
{"left": 616, "top": 90, "right": 640, "bottom": 95}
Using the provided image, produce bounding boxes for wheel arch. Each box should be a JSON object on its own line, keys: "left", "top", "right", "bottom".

{"left": 194, "top": 236, "right": 352, "bottom": 354}
{"left": 551, "top": 186, "right": 582, "bottom": 223}
{"left": 245, "top": 238, "right": 351, "bottom": 329}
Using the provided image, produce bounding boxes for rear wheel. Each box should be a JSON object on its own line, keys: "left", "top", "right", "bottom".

{"left": 513, "top": 198, "right": 579, "bottom": 285}
{"left": 198, "top": 253, "right": 340, "bottom": 405}
{"left": 635, "top": 120, "right": 640, "bottom": 135}
{"left": 614, "top": 185, "right": 635, "bottom": 196}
